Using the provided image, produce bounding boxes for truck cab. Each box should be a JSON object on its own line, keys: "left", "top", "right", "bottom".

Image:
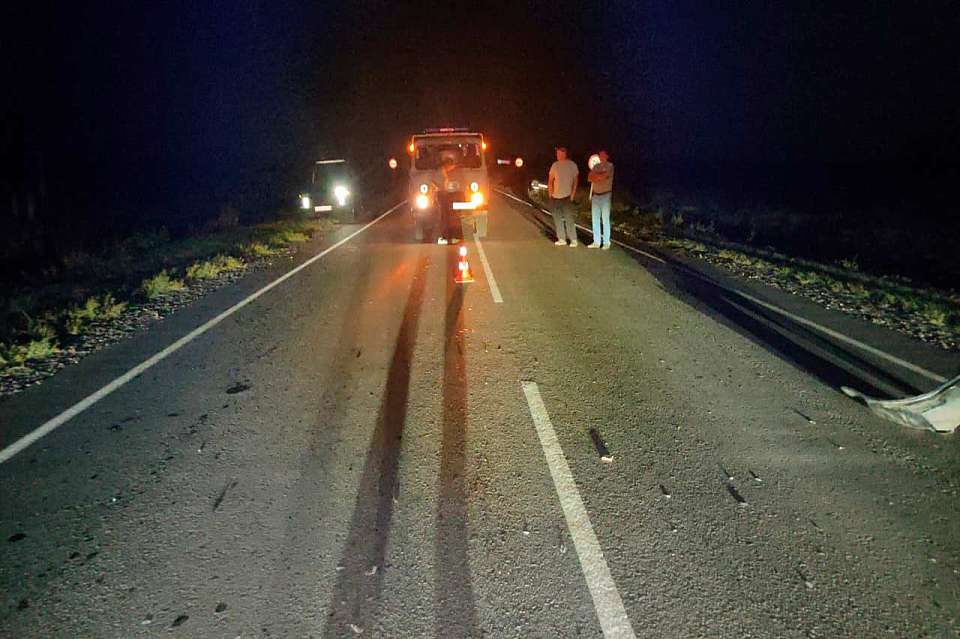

{"left": 407, "top": 128, "right": 489, "bottom": 241}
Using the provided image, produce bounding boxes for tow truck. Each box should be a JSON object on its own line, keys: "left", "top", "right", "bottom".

{"left": 407, "top": 128, "right": 489, "bottom": 242}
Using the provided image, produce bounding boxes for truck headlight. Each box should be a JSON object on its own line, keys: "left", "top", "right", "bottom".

{"left": 415, "top": 194, "right": 430, "bottom": 209}
{"left": 300, "top": 195, "right": 311, "bottom": 210}
{"left": 471, "top": 192, "right": 484, "bottom": 206}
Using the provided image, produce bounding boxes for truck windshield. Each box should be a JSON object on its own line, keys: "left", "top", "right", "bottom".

{"left": 415, "top": 142, "right": 482, "bottom": 170}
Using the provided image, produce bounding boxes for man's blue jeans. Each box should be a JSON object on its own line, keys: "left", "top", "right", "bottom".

{"left": 591, "top": 192, "right": 612, "bottom": 245}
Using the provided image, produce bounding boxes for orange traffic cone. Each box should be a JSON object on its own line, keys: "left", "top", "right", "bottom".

{"left": 455, "top": 246, "right": 474, "bottom": 284}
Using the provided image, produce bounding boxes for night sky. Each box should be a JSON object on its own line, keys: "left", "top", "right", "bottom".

{"left": 4, "top": 1, "right": 958, "bottom": 232}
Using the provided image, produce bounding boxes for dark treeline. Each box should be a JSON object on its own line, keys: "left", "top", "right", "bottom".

{"left": 3, "top": 1, "right": 958, "bottom": 287}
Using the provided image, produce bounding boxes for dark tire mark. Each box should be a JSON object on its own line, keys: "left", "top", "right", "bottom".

{"left": 435, "top": 248, "right": 480, "bottom": 638}
{"left": 323, "top": 257, "right": 429, "bottom": 638}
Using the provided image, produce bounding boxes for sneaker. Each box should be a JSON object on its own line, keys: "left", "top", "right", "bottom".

{"left": 554, "top": 240, "right": 567, "bottom": 246}
{"left": 569, "top": 241, "right": 578, "bottom": 248}
{"left": 601, "top": 243, "right": 611, "bottom": 250}
{"left": 437, "top": 237, "right": 449, "bottom": 245}
{"left": 587, "top": 242, "right": 601, "bottom": 249}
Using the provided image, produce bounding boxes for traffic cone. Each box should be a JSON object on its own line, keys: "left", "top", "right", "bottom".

{"left": 455, "top": 245, "right": 474, "bottom": 284}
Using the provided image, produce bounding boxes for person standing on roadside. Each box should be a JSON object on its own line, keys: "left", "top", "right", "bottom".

{"left": 548, "top": 146, "right": 579, "bottom": 247}
{"left": 587, "top": 150, "right": 614, "bottom": 249}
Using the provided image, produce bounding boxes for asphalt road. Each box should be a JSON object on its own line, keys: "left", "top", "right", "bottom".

{"left": 1, "top": 194, "right": 959, "bottom": 638}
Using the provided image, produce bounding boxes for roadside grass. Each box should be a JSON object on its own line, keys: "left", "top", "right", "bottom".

{"left": 524, "top": 182, "right": 960, "bottom": 347}
{"left": 185, "top": 255, "right": 245, "bottom": 281}
{"left": 0, "top": 213, "right": 333, "bottom": 374}
{"left": 65, "top": 294, "right": 128, "bottom": 335}
{"left": 659, "top": 232, "right": 960, "bottom": 339}
{"left": 141, "top": 270, "right": 186, "bottom": 299}
{"left": 241, "top": 241, "right": 282, "bottom": 258}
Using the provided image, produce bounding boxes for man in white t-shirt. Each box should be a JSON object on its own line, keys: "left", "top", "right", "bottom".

{"left": 547, "top": 146, "right": 579, "bottom": 247}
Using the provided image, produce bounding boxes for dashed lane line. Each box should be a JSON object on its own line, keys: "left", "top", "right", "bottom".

{"left": 0, "top": 202, "right": 407, "bottom": 465}
{"left": 521, "top": 381, "right": 637, "bottom": 639}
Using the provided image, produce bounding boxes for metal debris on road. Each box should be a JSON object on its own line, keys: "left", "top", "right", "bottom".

{"left": 843, "top": 374, "right": 960, "bottom": 433}
{"left": 726, "top": 483, "right": 748, "bottom": 505}
{"left": 588, "top": 428, "right": 614, "bottom": 463}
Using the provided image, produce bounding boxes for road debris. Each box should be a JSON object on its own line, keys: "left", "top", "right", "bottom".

{"left": 726, "top": 483, "right": 747, "bottom": 505}
{"left": 588, "top": 428, "right": 614, "bottom": 462}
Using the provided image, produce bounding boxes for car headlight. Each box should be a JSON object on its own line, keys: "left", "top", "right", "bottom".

{"left": 415, "top": 194, "right": 430, "bottom": 209}
{"left": 471, "top": 192, "right": 484, "bottom": 206}
{"left": 470, "top": 181, "right": 479, "bottom": 193}
{"left": 300, "top": 195, "right": 311, "bottom": 210}
{"left": 419, "top": 183, "right": 429, "bottom": 194}
{"left": 334, "top": 185, "right": 350, "bottom": 206}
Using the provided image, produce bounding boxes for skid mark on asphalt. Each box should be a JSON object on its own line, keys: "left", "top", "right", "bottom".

{"left": 435, "top": 247, "right": 480, "bottom": 637}
{"left": 323, "top": 256, "right": 429, "bottom": 638}
{"left": 521, "top": 382, "right": 636, "bottom": 638}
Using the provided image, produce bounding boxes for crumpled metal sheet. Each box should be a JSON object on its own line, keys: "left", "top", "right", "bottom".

{"left": 842, "top": 374, "right": 960, "bottom": 433}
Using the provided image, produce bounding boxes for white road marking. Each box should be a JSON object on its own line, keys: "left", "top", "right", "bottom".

{"left": 580, "top": 225, "right": 666, "bottom": 264}
{"left": 729, "top": 288, "right": 946, "bottom": 384}
{"left": 0, "top": 202, "right": 407, "bottom": 465}
{"left": 472, "top": 235, "right": 503, "bottom": 304}
{"left": 494, "top": 189, "right": 664, "bottom": 263}
{"left": 521, "top": 382, "right": 636, "bottom": 639}
{"left": 722, "top": 293, "right": 910, "bottom": 397}
{"left": 495, "top": 189, "right": 947, "bottom": 385}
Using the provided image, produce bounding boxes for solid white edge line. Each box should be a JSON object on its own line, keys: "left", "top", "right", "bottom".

{"left": 472, "top": 235, "right": 503, "bottom": 304}
{"left": 0, "top": 201, "right": 407, "bottom": 465}
{"left": 730, "top": 288, "right": 946, "bottom": 384}
{"left": 721, "top": 294, "right": 910, "bottom": 397}
{"left": 521, "top": 381, "right": 637, "bottom": 639}
{"left": 494, "top": 189, "right": 946, "bottom": 385}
